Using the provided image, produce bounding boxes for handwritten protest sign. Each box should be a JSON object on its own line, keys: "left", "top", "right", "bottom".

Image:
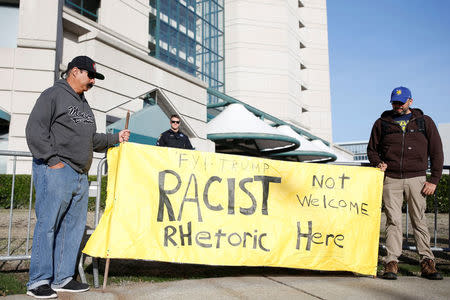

{"left": 83, "top": 142, "right": 383, "bottom": 276}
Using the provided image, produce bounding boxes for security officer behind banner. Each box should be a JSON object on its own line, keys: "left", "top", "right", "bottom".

{"left": 156, "top": 114, "right": 194, "bottom": 149}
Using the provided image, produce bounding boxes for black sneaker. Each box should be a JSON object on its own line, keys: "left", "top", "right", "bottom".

{"left": 26, "top": 284, "right": 57, "bottom": 299}
{"left": 53, "top": 279, "right": 89, "bottom": 293}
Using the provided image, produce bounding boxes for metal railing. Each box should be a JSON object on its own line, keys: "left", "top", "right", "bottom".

{"left": 78, "top": 157, "right": 107, "bottom": 288}
{"left": 0, "top": 150, "right": 106, "bottom": 287}
{"left": 402, "top": 165, "right": 450, "bottom": 252}
{"left": 332, "top": 161, "right": 450, "bottom": 251}
{"left": 1, "top": 150, "right": 449, "bottom": 286}
{"left": 0, "top": 150, "right": 33, "bottom": 262}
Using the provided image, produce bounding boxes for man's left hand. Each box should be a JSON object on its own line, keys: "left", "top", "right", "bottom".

{"left": 422, "top": 182, "right": 437, "bottom": 196}
{"left": 119, "top": 129, "right": 130, "bottom": 143}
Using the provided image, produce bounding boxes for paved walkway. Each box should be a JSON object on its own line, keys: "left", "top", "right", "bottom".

{"left": 6, "top": 276, "right": 450, "bottom": 300}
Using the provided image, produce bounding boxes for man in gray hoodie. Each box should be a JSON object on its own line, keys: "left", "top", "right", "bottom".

{"left": 25, "top": 56, "right": 130, "bottom": 299}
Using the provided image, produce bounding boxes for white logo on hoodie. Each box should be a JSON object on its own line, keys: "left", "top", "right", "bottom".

{"left": 68, "top": 106, "right": 94, "bottom": 124}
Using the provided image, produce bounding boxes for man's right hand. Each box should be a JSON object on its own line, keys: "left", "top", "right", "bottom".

{"left": 118, "top": 129, "right": 130, "bottom": 143}
{"left": 422, "top": 182, "right": 437, "bottom": 196}
{"left": 49, "top": 162, "right": 64, "bottom": 169}
{"left": 377, "top": 162, "right": 387, "bottom": 171}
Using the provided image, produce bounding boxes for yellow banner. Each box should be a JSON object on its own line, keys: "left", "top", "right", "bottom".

{"left": 83, "top": 143, "right": 383, "bottom": 275}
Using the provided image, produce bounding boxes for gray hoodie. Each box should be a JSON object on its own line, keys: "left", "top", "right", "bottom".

{"left": 26, "top": 79, "right": 119, "bottom": 173}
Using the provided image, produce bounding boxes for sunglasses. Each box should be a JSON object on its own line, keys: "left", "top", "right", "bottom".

{"left": 80, "top": 69, "right": 95, "bottom": 79}
{"left": 171, "top": 120, "right": 180, "bottom": 124}
{"left": 391, "top": 101, "right": 406, "bottom": 106}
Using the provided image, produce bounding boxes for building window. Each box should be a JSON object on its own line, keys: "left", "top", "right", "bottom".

{"left": 149, "top": 0, "right": 225, "bottom": 104}
{"left": 65, "top": 0, "right": 100, "bottom": 22}
{"left": 300, "top": 63, "right": 306, "bottom": 70}
{"left": 298, "top": 1, "right": 304, "bottom": 8}
{"left": 354, "top": 155, "right": 368, "bottom": 161}
{"left": 0, "top": 1, "right": 19, "bottom": 47}
{"left": 298, "top": 20, "right": 304, "bottom": 28}
{"left": 299, "top": 41, "right": 305, "bottom": 49}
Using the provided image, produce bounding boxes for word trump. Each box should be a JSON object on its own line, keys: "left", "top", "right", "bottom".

{"left": 157, "top": 170, "right": 282, "bottom": 222}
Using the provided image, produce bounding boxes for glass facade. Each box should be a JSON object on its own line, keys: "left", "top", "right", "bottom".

{"left": 149, "top": 0, "right": 224, "bottom": 103}
{"left": 337, "top": 142, "right": 369, "bottom": 161}
{"left": 65, "top": 0, "right": 100, "bottom": 21}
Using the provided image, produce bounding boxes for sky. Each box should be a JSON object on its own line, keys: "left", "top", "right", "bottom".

{"left": 327, "top": 0, "right": 450, "bottom": 143}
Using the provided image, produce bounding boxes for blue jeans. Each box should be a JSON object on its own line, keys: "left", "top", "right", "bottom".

{"left": 27, "top": 159, "right": 89, "bottom": 290}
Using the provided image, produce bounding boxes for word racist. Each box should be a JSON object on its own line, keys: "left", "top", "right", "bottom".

{"left": 157, "top": 170, "right": 282, "bottom": 222}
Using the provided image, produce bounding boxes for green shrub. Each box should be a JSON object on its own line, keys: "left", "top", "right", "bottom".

{"left": 1, "top": 174, "right": 449, "bottom": 213}
{"left": 0, "top": 175, "right": 35, "bottom": 209}
{"left": 87, "top": 175, "right": 108, "bottom": 211}
{"left": 426, "top": 174, "right": 449, "bottom": 213}
{"left": 0, "top": 175, "right": 108, "bottom": 210}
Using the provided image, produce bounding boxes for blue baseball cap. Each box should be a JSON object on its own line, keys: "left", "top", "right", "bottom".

{"left": 390, "top": 86, "right": 412, "bottom": 103}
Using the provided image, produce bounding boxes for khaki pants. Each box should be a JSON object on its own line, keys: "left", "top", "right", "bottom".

{"left": 383, "top": 176, "right": 434, "bottom": 263}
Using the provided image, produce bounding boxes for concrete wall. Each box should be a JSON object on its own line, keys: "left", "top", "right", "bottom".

{"left": 225, "top": 0, "right": 332, "bottom": 142}
{"left": 439, "top": 123, "right": 450, "bottom": 166}
{"left": 98, "top": 0, "right": 149, "bottom": 49}
{"left": 1, "top": 1, "right": 213, "bottom": 174}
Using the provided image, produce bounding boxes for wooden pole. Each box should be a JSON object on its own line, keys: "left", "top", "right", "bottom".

{"left": 102, "top": 110, "right": 130, "bottom": 291}
{"left": 102, "top": 258, "right": 110, "bottom": 290}
{"left": 125, "top": 110, "right": 130, "bottom": 130}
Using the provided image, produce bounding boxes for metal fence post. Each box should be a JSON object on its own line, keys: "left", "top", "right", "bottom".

{"left": 7, "top": 156, "right": 17, "bottom": 256}
{"left": 434, "top": 193, "right": 438, "bottom": 247}
{"left": 405, "top": 204, "right": 409, "bottom": 247}
{"left": 93, "top": 157, "right": 107, "bottom": 288}
{"left": 447, "top": 167, "right": 450, "bottom": 249}
{"left": 0, "top": 150, "right": 33, "bottom": 262}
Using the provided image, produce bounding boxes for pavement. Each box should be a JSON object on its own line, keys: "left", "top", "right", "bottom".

{"left": 5, "top": 276, "right": 450, "bottom": 300}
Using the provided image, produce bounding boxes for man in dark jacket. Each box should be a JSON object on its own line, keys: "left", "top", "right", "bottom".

{"left": 367, "top": 86, "right": 443, "bottom": 280}
{"left": 156, "top": 114, "right": 194, "bottom": 149}
{"left": 25, "top": 56, "right": 130, "bottom": 298}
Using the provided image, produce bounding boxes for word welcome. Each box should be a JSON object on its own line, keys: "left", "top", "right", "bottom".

{"left": 296, "top": 194, "right": 369, "bottom": 216}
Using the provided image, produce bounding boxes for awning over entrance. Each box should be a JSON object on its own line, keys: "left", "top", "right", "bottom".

{"left": 107, "top": 104, "right": 169, "bottom": 146}
{"left": 0, "top": 109, "right": 10, "bottom": 122}
{"left": 269, "top": 125, "right": 337, "bottom": 163}
{"left": 0, "top": 108, "right": 10, "bottom": 135}
{"left": 207, "top": 104, "right": 299, "bottom": 155}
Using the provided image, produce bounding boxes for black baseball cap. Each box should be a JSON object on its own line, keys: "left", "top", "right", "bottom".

{"left": 67, "top": 56, "right": 105, "bottom": 80}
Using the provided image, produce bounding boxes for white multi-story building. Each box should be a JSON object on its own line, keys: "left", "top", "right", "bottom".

{"left": 335, "top": 141, "right": 369, "bottom": 163}
{"left": 225, "top": 0, "right": 332, "bottom": 141}
{"left": 0, "top": 0, "right": 334, "bottom": 174}
{"left": 0, "top": 0, "right": 215, "bottom": 173}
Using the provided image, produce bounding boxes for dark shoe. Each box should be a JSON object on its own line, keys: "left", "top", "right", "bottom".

{"left": 26, "top": 284, "right": 57, "bottom": 299}
{"left": 53, "top": 279, "right": 90, "bottom": 292}
{"left": 382, "top": 261, "right": 398, "bottom": 280}
{"left": 421, "top": 258, "right": 443, "bottom": 280}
